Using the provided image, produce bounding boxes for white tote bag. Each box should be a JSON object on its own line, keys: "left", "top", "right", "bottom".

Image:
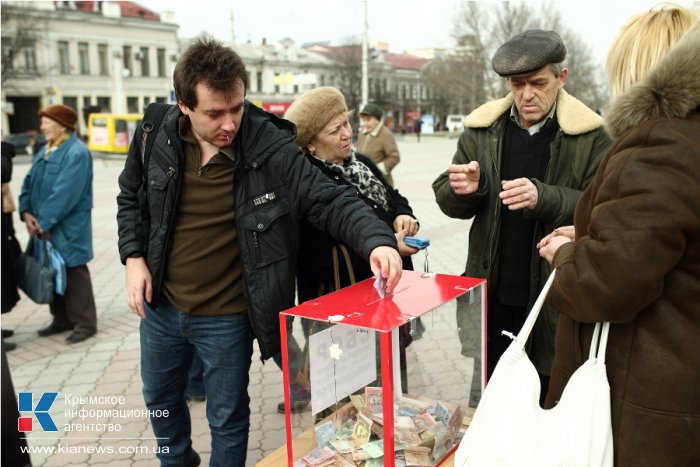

{"left": 454, "top": 271, "right": 614, "bottom": 467}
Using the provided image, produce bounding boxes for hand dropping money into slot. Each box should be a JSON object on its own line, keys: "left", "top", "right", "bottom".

{"left": 373, "top": 275, "right": 392, "bottom": 299}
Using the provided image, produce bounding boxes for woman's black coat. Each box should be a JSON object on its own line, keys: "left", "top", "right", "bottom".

{"left": 297, "top": 152, "right": 415, "bottom": 302}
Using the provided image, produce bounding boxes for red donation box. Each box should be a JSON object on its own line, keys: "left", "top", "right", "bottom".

{"left": 279, "top": 270, "right": 486, "bottom": 466}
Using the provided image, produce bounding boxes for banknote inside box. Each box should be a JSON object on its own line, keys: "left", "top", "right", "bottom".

{"left": 279, "top": 271, "right": 486, "bottom": 466}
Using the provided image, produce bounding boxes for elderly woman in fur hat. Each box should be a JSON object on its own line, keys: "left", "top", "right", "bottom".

{"left": 537, "top": 5, "right": 699, "bottom": 465}
{"left": 19, "top": 104, "right": 97, "bottom": 344}
{"left": 280, "top": 87, "right": 420, "bottom": 411}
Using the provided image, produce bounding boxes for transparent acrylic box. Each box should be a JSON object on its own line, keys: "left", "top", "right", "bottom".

{"left": 279, "top": 270, "right": 486, "bottom": 466}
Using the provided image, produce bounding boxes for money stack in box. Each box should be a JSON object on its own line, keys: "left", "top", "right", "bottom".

{"left": 279, "top": 270, "right": 486, "bottom": 466}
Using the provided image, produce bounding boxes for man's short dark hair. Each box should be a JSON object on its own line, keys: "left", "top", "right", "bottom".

{"left": 173, "top": 36, "right": 248, "bottom": 109}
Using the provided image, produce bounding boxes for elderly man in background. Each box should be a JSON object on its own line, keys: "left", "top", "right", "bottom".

{"left": 356, "top": 103, "right": 401, "bottom": 187}
{"left": 432, "top": 30, "right": 611, "bottom": 404}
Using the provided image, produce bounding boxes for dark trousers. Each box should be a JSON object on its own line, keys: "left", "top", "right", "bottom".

{"left": 487, "top": 298, "right": 549, "bottom": 406}
{"left": 49, "top": 265, "right": 97, "bottom": 334}
{"left": 487, "top": 299, "right": 527, "bottom": 379}
{"left": 1, "top": 346, "right": 32, "bottom": 467}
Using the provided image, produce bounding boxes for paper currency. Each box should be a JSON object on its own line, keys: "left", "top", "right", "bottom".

{"left": 432, "top": 402, "right": 450, "bottom": 423}
{"left": 360, "top": 439, "right": 384, "bottom": 458}
{"left": 395, "top": 416, "right": 416, "bottom": 431}
{"left": 331, "top": 452, "right": 355, "bottom": 467}
{"left": 364, "top": 386, "right": 383, "bottom": 414}
{"left": 404, "top": 450, "right": 432, "bottom": 466}
{"left": 395, "top": 428, "right": 422, "bottom": 447}
{"left": 301, "top": 446, "right": 335, "bottom": 466}
{"left": 329, "top": 438, "right": 355, "bottom": 454}
{"left": 351, "top": 413, "right": 373, "bottom": 446}
{"left": 314, "top": 421, "right": 336, "bottom": 448}
{"left": 349, "top": 394, "right": 367, "bottom": 412}
{"left": 412, "top": 412, "right": 437, "bottom": 433}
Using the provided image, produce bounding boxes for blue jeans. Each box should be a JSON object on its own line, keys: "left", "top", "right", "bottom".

{"left": 140, "top": 301, "right": 253, "bottom": 467}
{"left": 186, "top": 353, "right": 205, "bottom": 399}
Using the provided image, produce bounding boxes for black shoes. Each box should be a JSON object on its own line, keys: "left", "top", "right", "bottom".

{"left": 38, "top": 323, "right": 73, "bottom": 337}
{"left": 66, "top": 330, "right": 96, "bottom": 344}
{"left": 3, "top": 341, "right": 17, "bottom": 352}
{"left": 2, "top": 329, "right": 14, "bottom": 338}
{"left": 277, "top": 399, "right": 310, "bottom": 414}
{"left": 187, "top": 451, "right": 201, "bottom": 467}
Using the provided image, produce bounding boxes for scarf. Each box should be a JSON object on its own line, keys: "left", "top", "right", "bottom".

{"left": 316, "top": 151, "right": 390, "bottom": 212}
{"left": 44, "top": 132, "right": 70, "bottom": 158}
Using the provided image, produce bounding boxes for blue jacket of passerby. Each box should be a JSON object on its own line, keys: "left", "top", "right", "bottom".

{"left": 19, "top": 132, "right": 93, "bottom": 267}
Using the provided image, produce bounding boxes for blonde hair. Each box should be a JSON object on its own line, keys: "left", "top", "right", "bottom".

{"left": 606, "top": 3, "right": 697, "bottom": 96}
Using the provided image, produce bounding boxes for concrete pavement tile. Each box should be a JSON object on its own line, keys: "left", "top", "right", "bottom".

{"left": 97, "top": 369, "right": 137, "bottom": 384}
{"left": 111, "top": 349, "right": 140, "bottom": 361}
{"left": 51, "top": 351, "right": 87, "bottom": 364}
{"left": 42, "top": 449, "right": 91, "bottom": 466}
{"left": 90, "top": 462, "right": 133, "bottom": 467}
{"left": 132, "top": 460, "right": 159, "bottom": 467}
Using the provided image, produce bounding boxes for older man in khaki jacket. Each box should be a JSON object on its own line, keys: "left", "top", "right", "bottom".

{"left": 356, "top": 103, "right": 401, "bottom": 187}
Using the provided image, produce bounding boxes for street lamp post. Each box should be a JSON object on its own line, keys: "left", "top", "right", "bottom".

{"left": 361, "top": 0, "right": 368, "bottom": 109}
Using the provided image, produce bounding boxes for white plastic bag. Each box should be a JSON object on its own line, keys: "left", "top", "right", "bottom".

{"left": 454, "top": 271, "right": 613, "bottom": 467}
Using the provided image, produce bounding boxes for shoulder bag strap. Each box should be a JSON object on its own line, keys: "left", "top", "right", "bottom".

{"left": 140, "top": 102, "right": 170, "bottom": 189}
{"left": 514, "top": 269, "right": 556, "bottom": 349}
{"left": 331, "top": 244, "right": 358, "bottom": 292}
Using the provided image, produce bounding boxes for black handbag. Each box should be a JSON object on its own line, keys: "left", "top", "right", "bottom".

{"left": 16, "top": 237, "right": 55, "bottom": 304}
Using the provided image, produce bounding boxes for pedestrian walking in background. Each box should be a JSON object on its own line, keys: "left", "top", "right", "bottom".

{"left": 18, "top": 104, "right": 97, "bottom": 344}
{"left": 116, "top": 37, "right": 402, "bottom": 466}
{"left": 432, "top": 29, "right": 611, "bottom": 404}
{"left": 538, "top": 5, "right": 699, "bottom": 465}
{"left": 356, "top": 102, "right": 401, "bottom": 187}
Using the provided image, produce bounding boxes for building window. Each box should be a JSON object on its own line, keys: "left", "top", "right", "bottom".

{"left": 123, "top": 45, "right": 132, "bottom": 76}
{"left": 156, "top": 48, "right": 165, "bottom": 77}
{"left": 63, "top": 96, "right": 78, "bottom": 113}
{"left": 256, "top": 71, "right": 263, "bottom": 92}
{"left": 138, "top": 47, "right": 149, "bottom": 77}
{"left": 127, "top": 96, "right": 139, "bottom": 113}
{"left": 78, "top": 42, "right": 90, "bottom": 75}
{"left": 274, "top": 73, "right": 280, "bottom": 94}
{"left": 97, "top": 96, "right": 111, "bottom": 112}
{"left": 82, "top": 96, "right": 91, "bottom": 109}
{"left": 58, "top": 41, "right": 70, "bottom": 74}
{"left": 155, "top": 96, "right": 167, "bottom": 104}
{"left": 24, "top": 42, "right": 38, "bottom": 72}
{"left": 98, "top": 44, "right": 108, "bottom": 75}
{"left": 143, "top": 96, "right": 151, "bottom": 107}
{"left": 1, "top": 41, "right": 13, "bottom": 71}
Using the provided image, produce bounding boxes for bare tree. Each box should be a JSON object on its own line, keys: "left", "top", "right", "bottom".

{"left": 1, "top": 2, "right": 44, "bottom": 86}
{"left": 447, "top": 1, "right": 608, "bottom": 110}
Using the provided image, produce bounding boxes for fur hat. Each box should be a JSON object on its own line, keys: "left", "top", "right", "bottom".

{"left": 284, "top": 87, "right": 348, "bottom": 149}
{"left": 38, "top": 104, "right": 78, "bottom": 131}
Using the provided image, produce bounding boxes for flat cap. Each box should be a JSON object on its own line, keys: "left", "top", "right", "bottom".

{"left": 359, "top": 103, "right": 383, "bottom": 120}
{"left": 492, "top": 29, "right": 566, "bottom": 77}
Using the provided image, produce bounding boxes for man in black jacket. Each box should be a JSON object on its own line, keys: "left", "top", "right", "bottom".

{"left": 116, "top": 38, "right": 402, "bottom": 467}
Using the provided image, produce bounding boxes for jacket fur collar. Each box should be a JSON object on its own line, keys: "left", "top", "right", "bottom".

{"left": 605, "top": 26, "right": 700, "bottom": 140}
{"left": 465, "top": 88, "right": 603, "bottom": 136}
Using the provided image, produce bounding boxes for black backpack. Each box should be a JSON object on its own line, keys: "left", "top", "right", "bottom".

{"left": 137, "top": 102, "right": 170, "bottom": 222}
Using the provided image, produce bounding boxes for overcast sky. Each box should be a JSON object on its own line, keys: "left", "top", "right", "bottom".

{"left": 138, "top": 0, "right": 696, "bottom": 64}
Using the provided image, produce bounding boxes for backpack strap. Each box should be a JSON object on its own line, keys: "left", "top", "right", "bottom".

{"left": 140, "top": 102, "right": 170, "bottom": 189}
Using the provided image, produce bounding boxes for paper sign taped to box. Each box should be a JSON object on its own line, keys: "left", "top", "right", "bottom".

{"left": 309, "top": 325, "right": 377, "bottom": 415}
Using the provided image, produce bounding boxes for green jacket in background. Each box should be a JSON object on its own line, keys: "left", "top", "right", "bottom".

{"left": 432, "top": 89, "right": 611, "bottom": 374}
